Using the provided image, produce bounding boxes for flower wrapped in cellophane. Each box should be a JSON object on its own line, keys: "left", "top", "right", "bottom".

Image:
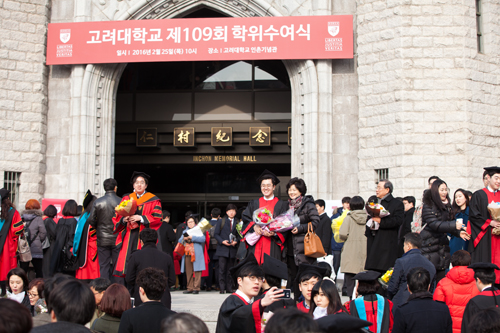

{"left": 114, "top": 198, "right": 137, "bottom": 217}
{"left": 365, "top": 202, "right": 390, "bottom": 230}
{"left": 257, "top": 208, "right": 300, "bottom": 233}
{"left": 488, "top": 201, "right": 500, "bottom": 235}
{"left": 378, "top": 267, "right": 394, "bottom": 289}
{"left": 186, "top": 217, "right": 212, "bottom": 237}
{"left": 253, "top": 208, "right": 273, "bottom": 224}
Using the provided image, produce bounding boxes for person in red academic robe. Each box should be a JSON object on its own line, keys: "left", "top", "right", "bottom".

{"left": 468, "top": 166, "right": 500, "bottom": 283}
{"left": 0, "top": 189, "right": 24, "bottom": 284}
{"left": 75, "top": 190, "right": 100, "bottom": 281}
{"left": 113, "top": 171, "right": 162, "bottom": 278}
{"left": 241, "top": 170, "right": 288, "bottom": 265}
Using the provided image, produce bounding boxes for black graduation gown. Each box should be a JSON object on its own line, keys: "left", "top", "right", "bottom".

{"left": 461, "top": 287, "right": 500, "bottom": 333}
{"left": 241, "top": 198, "right": 288, "bottom": 262}
{"left": 469, "top": 190, "right": 493, "bottom": 263}
{"left": 48, "top": 217, "right": 78, "bottom": 276}
{"left": 158, "top": 222, "right": 176, "bottom": 257}
{"left": 259, "top": 288, "right": 296, "bottom": 313}
{"left": 42, "top": 217, "right": 58, "bottom": 277}
{"left": 216, "top": 294, "right": 263, "bottom": 333}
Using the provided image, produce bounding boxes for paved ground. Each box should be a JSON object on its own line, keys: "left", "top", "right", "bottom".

{"left": 170, "top": 283, "right": 350, "bottom": 333}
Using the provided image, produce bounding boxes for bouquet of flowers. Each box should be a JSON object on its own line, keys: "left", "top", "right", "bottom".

{"left": 378, "top": 267, "right": 394, "bottom": 289}
{"left": 488, "top": 201, "right": 500, "bottom": 235}
{"left": 115, "top": 198, "right": 137, "bottom": 217}
{"left": 236, "top": 221, "right": 244, "bottom": 238}
{"left": 186, "top": 217, "right": 213, "bottom": 237}
{"left": 245, "top": 208, "right": 274, "bottom": 246}
{"left": 259, "top": 208, "right": 300, "bottom": 233}
{"left": 365, "top": 202, "right": 390, "bottom": 230}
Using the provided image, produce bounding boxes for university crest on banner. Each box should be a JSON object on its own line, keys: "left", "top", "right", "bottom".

{"left": 60, "top": 29, "right": 71, "bottom": 43}
{"left": 328, "top": 22, "right": 339, "bottom": 37}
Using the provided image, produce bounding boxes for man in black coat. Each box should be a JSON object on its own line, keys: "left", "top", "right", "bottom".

{"left": 314, "top": 199, "right": 332, "bottom": 255}
{"left": 365, "top": 180, "right": 404, "bottom": 273}
{"left": 392, "top": 267, "right": 452, "bottom": 333}
{"left": 119, "top": 267, "right": 175, "bottom": 333}
{"left": 89, "top": 178, "right": 122, "bottom": 281}
{"left": 398, "top": 196, "right": 415, "bottom": 257}
{"left": 158, "top": 210, "right": 176, "bottom": 258}
{"left": 125, "top": 228, "right": 176, "bottom": 309}
{"left": 215, "top": 204, "right": 240, "bottom": 293}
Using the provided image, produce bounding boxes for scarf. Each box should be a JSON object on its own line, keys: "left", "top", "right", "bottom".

{"left": 289, "top": 195, "right": 303, "bottom": 211}
{"left": 185, "top": 243, "right": 196, "bottom": 262}
{"left": 8, "top": 291, "right": 25, "bottom": 304}
{"left": 313, "top": 306, "right": 328, "bottom": 319}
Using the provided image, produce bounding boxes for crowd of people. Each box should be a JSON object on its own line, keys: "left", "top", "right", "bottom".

{"left": 1, "top": 166, "right": 500, "bottom": 332}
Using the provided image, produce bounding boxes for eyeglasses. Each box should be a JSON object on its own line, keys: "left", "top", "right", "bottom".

{"left": 261, "top": 184, "right": 273, "bottom": 188}
{"left": 28, "top": 293, "right": 38, "bottom": 298}
{"left": 134, "top": 181, "right": 146, "bottom": 185}
{"left": 246, "top": 276, "right": 264, "bottom": 282}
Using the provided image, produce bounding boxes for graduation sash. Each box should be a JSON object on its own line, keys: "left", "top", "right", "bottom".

{"left": 354, "top": 294, "right": 385, "bottom": 333}
{"left": 73, "top": 211, "right": 90, "bottom": 255}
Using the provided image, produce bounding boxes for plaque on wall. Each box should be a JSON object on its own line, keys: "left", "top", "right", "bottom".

{"left": 174, "top": 127, "right": 195, "bottom": 147}
{"left": 136, "top": 128, "right": 157, "bottom": 147}
{"left": 249, "top": 127, "right": 271, "bottom": 146}
{"left": 211, "top": 127, "right": 233, "bottom": 147}
{"left": 288, "top": 127, "right": 291, "bottom": 146}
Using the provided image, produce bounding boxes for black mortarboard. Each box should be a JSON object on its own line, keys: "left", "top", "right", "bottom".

{"left": 468, "top": 262, "right": 500, "bottom": 272}
{"left": 257, "top": 169, "right": 280, "bottom": 185}
{"left": 262, "top": 254, "right": 288, "bottom": 280}
{"left": 0, "top": 188, "right": 10, "bottom": 201}
{"left": 295, "top": 263, "right": 327, "bottom": 283}
{"left": 316, "top": 312, "right": 372, "bottom": 333}
{"left": 76, "top": 205, "right": 83, "bottom": 216}
{"left": 484, "top": 167, "right": 500, "bottom": 176}
{"left": 353, "top": 270, "right": 381, "bottom": 282}
{"left": 83, "top": 190, "right": 93, "bottom": 210}
{"left": 130, "top": 171, "right": 151, "bottom": 184}
{"left": 230, "top": 253, "right": 260, "bottom": 286}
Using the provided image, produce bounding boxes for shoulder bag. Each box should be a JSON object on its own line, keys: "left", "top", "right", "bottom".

{"left": 304, "top": 222, "right": 326, "bottom": 258}
{"left": 18, "top": 232, "right": 32, "bottom": 262}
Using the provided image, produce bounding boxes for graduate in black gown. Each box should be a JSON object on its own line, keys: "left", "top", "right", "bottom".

{"left": 468, "top": 166, "right": 500, "bottom": 284}
{"left": 260, "top": 254, "right": 296, "bottom": 314}
{"left": 461, "top": 262, "right": 500, "bottom": 333}
{"left": 216, "top": 253, "right": 285, "bottom": 333}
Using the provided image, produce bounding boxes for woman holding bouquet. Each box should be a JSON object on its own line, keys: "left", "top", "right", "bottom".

{"left": 286, "top": 177, "right": 320, "bottom": 300}
{"left": 113, "top": 171, "right": 162, "bottom": 279}
{"left": 179, "top": 215, "right": 206, "bottom": 294}
{"left": 421, "top": 179, "right": 470, "bottom": 282}
{"left": 241, "top": 170, "right": 288, "bottom": 265}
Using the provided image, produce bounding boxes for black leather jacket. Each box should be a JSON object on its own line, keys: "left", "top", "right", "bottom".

{"left": 89, "top": 191, "right": 122, "bottom": 247}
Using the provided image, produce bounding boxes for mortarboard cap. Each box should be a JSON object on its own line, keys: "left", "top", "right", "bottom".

{"left": 257, "top": 169, "right": 280, "bottom": 185}
{"left": 295, "top": 263, "right": 327, "bottom": 283}
{"left": 0, "top": 188, "right": 10, "bottom": 201}
{"left": 262, "top": 254, "right": 288, "bottom": 280}
{"left": 484, "top": 167, "right": 500, "bottom": 176}
{"left": 468, "top": 262, "right": 500, "bottom": 272}
{"left": 353, "top": 270, "right": 381, "bottom": 282}
{"left": 83, "top": 190, "right": 93, "bottom": 210}
{"left": 130, "top": 171, "right": 151, "bottom": 184}
{"left": 229, "top": 253, "right": 260, "bottom": 286}
{"left": 316, "top": 312, "right": 372, "bottom": 333}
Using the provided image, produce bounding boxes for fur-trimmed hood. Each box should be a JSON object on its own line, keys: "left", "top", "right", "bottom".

{"left": 21, "top": 209, "right": 43, "bottom": 221}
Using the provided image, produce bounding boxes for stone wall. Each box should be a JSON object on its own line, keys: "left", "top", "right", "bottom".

{"left": 356, "top": 0, "right": 497, "bottom": 200}
{"left": 0, "top": 0, "right": 51, "bottom": 206}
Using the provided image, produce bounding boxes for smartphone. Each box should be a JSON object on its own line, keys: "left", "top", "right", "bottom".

{"left": 130, "top": 297, "right": 135, "bottom": 308}
{"left": 278, "top": 289, "right": 291, "bottom": 299}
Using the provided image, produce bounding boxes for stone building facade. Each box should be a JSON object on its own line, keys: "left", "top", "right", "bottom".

{"left": 0, "top": 0, "right": 498, "bottom": 206}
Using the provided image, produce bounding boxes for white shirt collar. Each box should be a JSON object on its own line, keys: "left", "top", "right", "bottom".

{"left": 8, "top": 291, "right": 25, "bottom": 304}
{"left": 482, "top": 285, "right": 492, "bottom": 292}
{"left": 313, "top": 306, "right": 328, "bottom": 319}
{"left": 235, "top": 289, "right": 253, "bottom": 304}
{"left": 263, "top": 195, "right": 275, "bottom": 201}
{"left": 136, "top": 191, "right": 147, "bottom": 198}
{"left": 320, "top": 212, "right": 326, "bottom": 216}
{"left": 487, "top": 186, "right": 498, "bottom": 194}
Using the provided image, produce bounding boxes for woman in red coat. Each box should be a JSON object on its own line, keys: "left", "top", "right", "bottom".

{"left": 433, "top": 250, "right": 480, "bottom": 333}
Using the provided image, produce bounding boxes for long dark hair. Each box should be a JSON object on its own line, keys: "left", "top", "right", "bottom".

{"left": 452, "top": 188, "right": 469, "bottom": 217}
{"left": 423, "top": 179, "right": 452, "bottom": 219}
{"left": 309, "top": 279, "right": 345, "bottom": 316}
{"left": 0, "top": 197, "right": 14, "bottom": 221}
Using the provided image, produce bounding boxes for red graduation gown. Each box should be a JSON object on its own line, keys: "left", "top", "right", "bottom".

{"left": 75, "top": 226, "right": 100, "bottom": 280}
{"left": 113, "top": 192, "right": 162, "bottom": 277}
{"left": 0, "top": 209, "right": 23, "bottom": 281}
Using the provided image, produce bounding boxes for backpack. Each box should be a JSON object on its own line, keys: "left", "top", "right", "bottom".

{"left": 411, "top": 203, "right": 424, "bottom": 233}
{"left": 208, "top": 220, "right": 219, "bottom": 250}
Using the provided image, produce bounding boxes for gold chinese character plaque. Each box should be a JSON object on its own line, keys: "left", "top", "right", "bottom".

{"left": 136, "top": 128, "right": 157, "bottom": 147}
{"left": 173, "top": 127, "right": 195, "bottom": 147}
{"left": 211, "top": 127, "right": 232, "bottom": 147}
{"left": 249, "top": 127, "right": 271, "bottom": 146}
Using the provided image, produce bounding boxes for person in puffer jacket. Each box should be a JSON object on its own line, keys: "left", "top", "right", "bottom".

{"left": 433, "top": 250, "right": 479, "bottom": 333}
